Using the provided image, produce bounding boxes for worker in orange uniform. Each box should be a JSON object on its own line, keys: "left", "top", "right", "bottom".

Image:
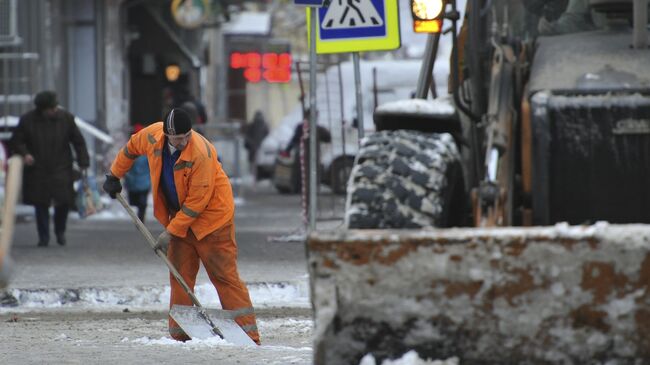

{"left": 102, "top": 108, "right": 260, "bottom": 344}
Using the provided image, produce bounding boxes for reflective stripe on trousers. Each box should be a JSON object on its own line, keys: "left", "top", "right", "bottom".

{"left": 167, "top": 221, "right": 260, "bottom": 345}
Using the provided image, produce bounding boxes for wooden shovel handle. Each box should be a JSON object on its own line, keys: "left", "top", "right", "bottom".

{"left": 115, "top": 193, "right": 203, "bottom": 308}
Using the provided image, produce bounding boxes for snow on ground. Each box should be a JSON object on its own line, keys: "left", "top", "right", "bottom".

{"left": 1, "top": 279, "right": 310, "bottom": 313}
{"left": 126, "top": 317, "right": 312, "bottom": 350}
{"left": 267, "top": 230, "right": 307, "bottom": 243}
{"left": 1, "top": 310, "right": 314, "bottom": 364}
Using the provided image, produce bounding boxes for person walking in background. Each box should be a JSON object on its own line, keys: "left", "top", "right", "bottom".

{"left": 102, "top": 108, "right": 260, "bottom": 344}
{"left": 124, "top": 123, "right": 151, "bottom": 222}
{"left": 284, "top": 108, "right": 331, "bottom": 154}
{"left": 10, "top": 91, "right": 90, "bottom": 247}
{"left": 243, "top": 110, "right": 269, "bottom": 179}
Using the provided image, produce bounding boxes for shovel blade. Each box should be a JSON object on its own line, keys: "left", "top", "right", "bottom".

{"left": 170, "top": 305, "right": 256, "bottom": 346}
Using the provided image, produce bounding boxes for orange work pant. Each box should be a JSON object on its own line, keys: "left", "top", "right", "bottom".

{"left": 167, "top": 221, "right": 260, "bottom": 345}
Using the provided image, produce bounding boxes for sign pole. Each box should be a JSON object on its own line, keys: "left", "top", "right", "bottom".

{"left": 353, "top": 52, "right": 364, "bottom": 144}
{"left": 302, "top": 0, "right": 399, "bottom": 230}
{"left": 415, "top": 33, "right": 440, "bottom": 99}
{"left": 308, "top": 7, "right": 318, "bottom": 232}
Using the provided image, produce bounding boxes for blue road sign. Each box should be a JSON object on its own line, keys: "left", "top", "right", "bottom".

{"left": 318, "top": 0, "right": 386, "bottom": 40}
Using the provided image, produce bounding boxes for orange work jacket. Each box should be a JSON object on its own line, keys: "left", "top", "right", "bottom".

{"left": 110, "top": 122, "right": 234, "bottom": 240}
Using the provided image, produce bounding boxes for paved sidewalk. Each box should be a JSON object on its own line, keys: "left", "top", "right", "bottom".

{"left": 5, "top": 183, "right": 344, "bottom": 291}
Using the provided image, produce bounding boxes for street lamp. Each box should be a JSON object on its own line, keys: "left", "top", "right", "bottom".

{"left": 165, "top": 64, "right": 180, "bottom": 82}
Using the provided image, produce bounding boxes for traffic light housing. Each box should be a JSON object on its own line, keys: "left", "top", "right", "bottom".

{"left": 411, "top": 0, "right": 445, "bottom": 33}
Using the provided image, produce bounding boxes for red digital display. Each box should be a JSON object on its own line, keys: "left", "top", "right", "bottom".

{"left": 230, "top": 52, "right": 292, "bottom": 83}
{"left": 247, "top": 52, "right": 262, "bottom": 69}
{"left": 230, "top": 53, "right": 246, "bottom": 69}
{"left": 244, "top": 67, "right": 262, "bottom": 83}
{"left": 263, "top": 68, "right": 290, "bottom": 83}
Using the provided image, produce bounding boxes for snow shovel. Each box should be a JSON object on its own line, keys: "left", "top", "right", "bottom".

{"left": 115, "top": 193, "right": 255, "bottom": 346}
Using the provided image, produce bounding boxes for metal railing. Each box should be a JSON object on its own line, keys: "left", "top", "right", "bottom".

{"left": 0, "top": 0, "right": 20, "bottom": 47}
{"left": 0, "top": 52, "right": 39, "bottom": 119}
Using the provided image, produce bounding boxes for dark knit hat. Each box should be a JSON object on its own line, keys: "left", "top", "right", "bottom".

{"left": 34, "top": 91, "right": 58, "bottom": 110}
{"left": 163, "top": 108, "right": 192, "bottom": 135}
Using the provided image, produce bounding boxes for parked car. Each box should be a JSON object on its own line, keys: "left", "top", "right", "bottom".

{"left": 258, "top": 59, "right": 423, "bottom": 194}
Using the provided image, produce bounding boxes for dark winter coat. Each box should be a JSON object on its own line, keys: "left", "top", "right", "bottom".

{"left": 243, "top": 112, "right": 269, "bottom": 163}
{"left": 285, "top": 122, "right": 332, "bottom": 153}
{"left": 10, "top": 108, "right": 90, "bottom": 206}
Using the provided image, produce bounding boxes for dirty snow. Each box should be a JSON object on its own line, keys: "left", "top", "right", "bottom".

{"left": 125, "top": 317, "right": 314, "bottom": 351}
{"left": 1, "top": 280, "right": 310, "bottom": 312}
{"left": 127, "top": 334, "right": 313, "bottom": 352}
{"left": 1, "top": 311, "right": 314, "bottom": 364}
{"left": 267, "top": 231, "right": 307, "bottom": 243}
{"left": 359, "top": 351, "right": 459, "bottom": 365}
{"left": 128, "top": 335, "right": 231, "bottom": 347}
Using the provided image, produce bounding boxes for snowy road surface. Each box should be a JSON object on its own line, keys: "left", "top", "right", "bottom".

{"left": 1, "top": 308, "right": 313, "bottom": 364}
{"left": 1, "top": 183, "right": 343, "bottom": 364}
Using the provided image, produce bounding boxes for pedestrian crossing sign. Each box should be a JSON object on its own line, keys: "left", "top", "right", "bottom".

{"left": 307, "top": 0, "right": 401, "bottom": 54}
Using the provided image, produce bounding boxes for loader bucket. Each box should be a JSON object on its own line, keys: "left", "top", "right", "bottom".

{"left": 308, "top": 224, "right": 650, "bottom": 364}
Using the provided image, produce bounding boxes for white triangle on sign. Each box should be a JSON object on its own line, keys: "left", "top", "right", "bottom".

{"left": 321, "top": 0, "right": 384, "bottom": 30}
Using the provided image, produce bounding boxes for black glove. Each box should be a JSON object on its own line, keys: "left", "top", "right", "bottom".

{"left": 154, "top": 230, "right": 171, "bottom": 254}
{"left": 103, "top": 174, "right": 122, "bottom": 199}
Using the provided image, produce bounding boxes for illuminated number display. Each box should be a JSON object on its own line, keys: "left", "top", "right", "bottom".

{"left": 230, "top": 52, "right": 292, "bottom": 83}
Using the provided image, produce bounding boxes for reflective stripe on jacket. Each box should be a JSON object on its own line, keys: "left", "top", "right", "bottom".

{"left": 110, "top": 122, "right": 234, "bottom": 239}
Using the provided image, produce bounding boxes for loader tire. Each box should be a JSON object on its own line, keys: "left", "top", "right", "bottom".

{"left": 345, "top": 130, "right": 464, "bottom": 229}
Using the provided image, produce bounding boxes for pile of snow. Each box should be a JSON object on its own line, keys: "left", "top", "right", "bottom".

{"left": 375, "top": 97, "right": 456, "bottom": 116}
{"left": 1, "top": 281, "right": 310, "bottom": 312}
{"left": 359, "top": 351, "right": 459, "bottom": 365}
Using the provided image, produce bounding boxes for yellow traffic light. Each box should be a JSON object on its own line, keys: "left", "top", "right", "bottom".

{"left": 411, "top": 0, "right": 444, "bottom": 33}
